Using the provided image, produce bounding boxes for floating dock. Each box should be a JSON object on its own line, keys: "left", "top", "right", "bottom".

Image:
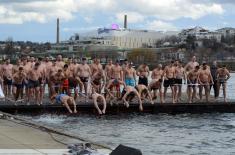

{"left": 0, "top": 95, "right": 235, "bottom": 115}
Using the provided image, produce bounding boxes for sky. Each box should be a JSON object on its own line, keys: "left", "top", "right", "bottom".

{"left": 0, "top": 0, "right": 235, "bottom": 42}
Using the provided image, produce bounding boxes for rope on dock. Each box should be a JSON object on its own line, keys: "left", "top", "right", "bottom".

{"left": 0, "top": 111, "right": 112, "bottom": 151}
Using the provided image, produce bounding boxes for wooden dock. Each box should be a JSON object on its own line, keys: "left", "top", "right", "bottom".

{"left": 0, "top": 95, "right": 235, "bottom": 115}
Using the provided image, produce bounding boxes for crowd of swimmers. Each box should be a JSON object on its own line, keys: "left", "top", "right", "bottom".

{"left": 0, "top": 55, "right": 231, "bottom": 114}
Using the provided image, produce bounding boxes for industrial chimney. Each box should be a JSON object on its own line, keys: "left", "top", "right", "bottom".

{"left": 124, "top": 15, "right": 127, "bottom": 29}
{"left": 56, "top": 18, "right": 60, "bottom": 44}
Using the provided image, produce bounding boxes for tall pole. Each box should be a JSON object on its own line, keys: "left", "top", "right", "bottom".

{"left": 56, "top": 18, "right": 60, "bottom": 44}
{"left": 124, "top": 15, "right": 127, "bottom": 29}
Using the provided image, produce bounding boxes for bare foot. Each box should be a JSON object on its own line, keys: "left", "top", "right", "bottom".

{"left": 102, "top": 109, "right": 106, "bottom": 114}
{"left": 126, "top": 103, "right": 129, "bottom": 108}
{"left": 98, "top": 109, "right": 102, "bottom": 115}
{"left": 139, "top": 105, "right": 143, "bottom": 111}
{"left": 74, "top": 110, "right": 77, "bottom": 113}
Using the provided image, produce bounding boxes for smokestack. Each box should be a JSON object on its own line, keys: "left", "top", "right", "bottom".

{"left": 124, "top": 15, "right": 127, "bottom": 29}
{"left": 56, "top": 18, "right": 60, "bottom": 44}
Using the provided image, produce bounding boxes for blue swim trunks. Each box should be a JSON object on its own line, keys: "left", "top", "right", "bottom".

{"left": 55, "top": 94, "right": 66, "bottom": 103}
{"left": 125, "top": 78, "right": 135, "bottom": 87}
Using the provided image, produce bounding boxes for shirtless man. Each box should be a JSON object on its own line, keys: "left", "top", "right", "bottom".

{"left": 27, "top": 62, "right": 42, "bottom": 105}
{"left": 174, "top": 61, "right": 186, "bottom": 102}
{"left": 51, "top": 93, "right": 77, "bottom": 114}
{"left": 12, "top": 59, "right": 22, "bottom": 75}
{"left": 150, "top": 64, "right": 164, "bottom": 103}
{"left": 2, "top": 58, "right": 13, "bottom": 97}
{"left": 137, "top": 63, "right": 150, "bottom": 86}
{"left": 76, "top": 58, "right": 91, "bottom": 99}
{"left": 105, "top": 59, "right": 113, "bottom": 81}
{"left": 67, "top": 58, "right": 78, "bottom": 98}
{"left": 51, "top": 69, "right": 65, "bottom": 94}
{"left": 12, "top": 67, "right": 26, "bottom": 102}
{"left": 91, "top": 86, "right": 106, "bottom": 115}
{"left": 216, "top": 65, "right": 230, "bottom": 102}
{"left": 121, "top": 86, "right": 143, "bottom": 111}
{"left": 62, "top": 64, "right": 70, "bottom": 95}
{"left": 184, "top": 56, "right": 199, "bottom": 72}
{"left": 90, "top": 58, "right": 103, "bottom": 76}
{"left": 123, "top": 63, "right": 136, "bottom": 87}
{"left": 108, "top": 60, "right": 123, "bottom": 98}
{"left": 198, "top": 63, "right": 213, "bottom": 102}
{"left": 56, "top": 55, "right": 65, "bottom": 69}
{"left": 48, "top": 60, "right": 60, "bottom": 96}
{"left": 91, "top": 68, "right": 105, "bottom": 94}
{"left": 163, "top": 61, "right": 176, "bottom": 103}
{"left": 135, "top": 84, "right": 154, "bottom": 105}
{"left": 187, "top": 66, "right": 200, "bottom": 103}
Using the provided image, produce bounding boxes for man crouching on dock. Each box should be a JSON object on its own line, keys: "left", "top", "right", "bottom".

{"left": 51, "top": 93, "right": 77, "bottom": 114}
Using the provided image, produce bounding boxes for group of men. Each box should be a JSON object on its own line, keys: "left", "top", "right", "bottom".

{"left": 0, "top": 55, "right": 231, "bottom": 113}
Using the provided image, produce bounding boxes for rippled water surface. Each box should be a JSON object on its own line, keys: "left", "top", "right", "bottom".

{"left": 26, "top": 113, "right": 235, "bottom": 155}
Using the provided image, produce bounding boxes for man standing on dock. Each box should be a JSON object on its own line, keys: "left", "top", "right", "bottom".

{"left": 163, "top": 61, "right": 176, "bottom": 103}
{"left": 137, "top": 63, "right": 150, "bottom": 86}
{"left": 2, "top": 58, "right": 13, "bottom": 98}
{"left": 187, "top": 66, "right": 200, "bottom": 103}
{"left": 150, "top": 64, "right": 164, "bottom": 103}
{"left": 76, "top": 58, "right": 91, "bottom": 100}
{"left": 198, "top": 63, "right": 213, "bottom": 102}
{"left": 123, "top": 62, "right": 136, "bottom": 87}
{"left": 210, "top": 61, "right": 219, "bottom": 99}
{"left": 217, "top": 65, "right": 230, "bottom": 102}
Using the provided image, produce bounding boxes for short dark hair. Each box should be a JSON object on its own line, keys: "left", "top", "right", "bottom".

{"left": 35, "top": 62, "right": 40, "bottom": 66}
{"left": 64, "top": 64, "right": 68, "bottom": 68}
{"left": 19, "top": 67, "right": 23, "bottom": 70}
{"left": 195, "top": 66, "right": 200, "bottom": 69}
{"left": 82, "top": 57, "right": 87, "bottom": 61}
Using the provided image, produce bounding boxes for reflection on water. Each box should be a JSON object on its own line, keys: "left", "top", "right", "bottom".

{"left": 27, "top": 113, "right": 235, "bottom": 155}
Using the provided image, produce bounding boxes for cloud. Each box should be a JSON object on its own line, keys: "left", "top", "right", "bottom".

{"left": 146, "top": 20, "right": 177, "bottom": 31}
{"left": 0, "top": 0, "right": 225, "bottom": 24}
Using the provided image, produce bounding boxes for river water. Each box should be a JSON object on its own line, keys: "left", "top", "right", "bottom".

{"left": 24, "top": 74, "right": 235, "bottom": 155}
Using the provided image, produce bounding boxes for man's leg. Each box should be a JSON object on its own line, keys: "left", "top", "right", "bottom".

{"left": 170, "top": 86, "right": 175, "bottom": 103}
{"left": 205, "top": 85, "right": 209, "bottom": 102}
{"left": 188, "top": 87, "right": 192, "bottom": 103}
{"left": 199, "top": 86, "right": 203, "bottom": 100}
{"left": 223, "top": 83, "right": 227, "bottom": 102}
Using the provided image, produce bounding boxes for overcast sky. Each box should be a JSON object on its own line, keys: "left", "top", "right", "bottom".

{"left": 0, "top": 0, "right": 235, "bottom": 42}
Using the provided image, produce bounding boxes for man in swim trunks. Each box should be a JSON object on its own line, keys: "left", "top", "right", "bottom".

{"left": 216, "top": 65, "right": 230, "bottom": 102}
{"left": 123, "top": 63, "right": 136, "bottom": 87}
{"left": 51, "top": 93, "right": 77, "bottom": 114}
{"left": 174, "top": 60, "right": 186, "bottom": 103}
{"left": 135, "top": 84, "right": 154, "bottom": 105}
{"left": 163, "top": 60, "right": 176, "bottom": 103}
{"left": 108, "top": 60, "right": 123, "bottom": 98}
{"left": 27, "top": 62, "right": 42, "bottom": 105}
{"left": 187, "top": 66, "right": 200, "bottom": 103}
{"left": 137, "top": 63, "right": 150, "bottom": 86}
{"left": 105, "top": 59, "right": 113, "bottom": 81}
{"left": 91, "top": 85, "right": 107, "bottom": 115}
{"left": 56, "top": 55, "right": 65, "bottom": 69}
{"left": 62, "top": 64, "right": 70, "bottom": 95}
{"left": 76, "top": 58, "right": 91, "bottom": 99}
{"left": 91, "top": 68, "right": 105, "bottom": 94}
{"left": 12, "top": 67, "right": 26, "bottom": 102}
{"left": 198, "top": 63, "right": 213, "bottom": 102}
{"left": 121, "top": 86, "right": 143, "bottom": 111}
{"left": 2, "top": 58, "right": 13, "bottom": 97}
{"left": 150, "top": 64, "right": 164, "bottom": 103}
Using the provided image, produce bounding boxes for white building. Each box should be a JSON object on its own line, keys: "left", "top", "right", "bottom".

{"left": 216, "top": 27, "right": 235, "bottom": 36}
{"left": 179, "top": 26, "right": 222, "bottom": 42}
{"left": 71, "top": 28, "right": 177, "bottom": 49}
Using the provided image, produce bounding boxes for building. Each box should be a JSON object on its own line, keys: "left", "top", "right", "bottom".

{"left": 70, "top": 27, "right": 177, "bottom": 49}
{"left": 179, "top": 26, "right": 222, "bottom": 42}
{"left": 216, "top": 27, "right": 235, "bottom": 36}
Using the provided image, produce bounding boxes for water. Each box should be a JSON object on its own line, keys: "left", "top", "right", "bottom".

{"left": 23, "top": 73, "right": 235, "bottom": 154}
{"left": 28, "top": 113, "right": 235, "bottom": 155}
